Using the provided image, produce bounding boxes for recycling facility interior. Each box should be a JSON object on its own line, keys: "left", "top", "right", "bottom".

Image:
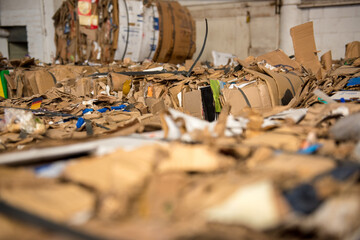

{"left": 1, "top": 0, "right": 360, "bottom": 240}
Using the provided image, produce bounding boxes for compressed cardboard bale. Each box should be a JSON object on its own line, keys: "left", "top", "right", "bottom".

{"left": 153, "top": 1, "right": 195, "bottom": 64}
{"left": 168, "top": 2, "right": 196, "bottom": 63}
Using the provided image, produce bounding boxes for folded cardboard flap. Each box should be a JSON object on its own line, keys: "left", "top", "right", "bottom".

{"left": 345, "top": 41, "right": 360, "bottom": 59}
{"left": 222, "top": 81, "right": 272, "bottom": 116}
{"left": 260, "top": 66, "right": 303, "bottom": 105}
{"left": 290, "top": 22, "right": 323, "bottom": 79}
{"left": 244, "top": 68, "right": 279, "bottom": 106}
{"left": 257, "top": 49, "right": 300, "bottom": 70}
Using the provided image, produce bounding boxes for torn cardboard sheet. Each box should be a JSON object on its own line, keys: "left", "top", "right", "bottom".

{"left": 290, "top": 22, "right": 323, "bottom": 79}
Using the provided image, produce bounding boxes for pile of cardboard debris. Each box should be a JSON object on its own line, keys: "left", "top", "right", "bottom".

{"left": 0, "top": 22, "right": 360, "bottom": 240}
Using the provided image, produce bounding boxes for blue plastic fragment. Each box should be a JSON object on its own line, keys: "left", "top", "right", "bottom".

{"left": 76, "top": 117, "right": 85, "bottom": 129}
{"left": 340, "top": 98, "right": 346, "bottom": 103}
{"left": 111, "top": 104, "right": 126, "bottom": 111}
{"left": 298, "top": 144, "right": 322, "bottom": 154}
{"left": 82, "top": 108, "right": 94, "bottom": 114}
{"left": 346, "top": 77, "right": 360, "bottom": 87}
{"left": 97, "top": 108, "right": 110, "bottom": 113}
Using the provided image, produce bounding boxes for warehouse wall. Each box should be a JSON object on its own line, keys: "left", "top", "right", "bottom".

{"left": 280, "top": 0, "right": 360, "bottom": 60}
{"left": 0, "top": 0, "right": 63, "bottom": 63}
{"left": 308, "top": 4, "right": 360, "bottom": 59}
{"left": 187, "top": 0, "right": 360, "bottom": 62}
{"left": 182, "top": 1, "right": 279, "bottom": 62}
{"left": 0, "top": 0, "right": 359, "bottom": 62}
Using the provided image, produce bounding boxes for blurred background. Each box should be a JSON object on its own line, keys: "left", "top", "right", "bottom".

{"left": 0, "top": 0, "right": 359, "bottom": 62}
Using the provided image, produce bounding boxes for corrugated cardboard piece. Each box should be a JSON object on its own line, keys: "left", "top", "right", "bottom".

{"left": 290, "top": 22, "right": 323, "bottom": 79}
{"left": 321, "top": 50, "right": 332, "bottom": 71}
{"left": 183, "top": 90, "right": 203, "bottom": 119}
{"left": 223, "top": 81, "right": 272, "bottom": 116}
{"left": 257, "top": 49, "right": 300, "bottom": 70}
{"left": 345, "top": 41, "right": 360, "bottom": 59}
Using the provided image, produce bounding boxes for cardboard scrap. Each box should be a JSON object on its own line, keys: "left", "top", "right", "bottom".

{"left": 321, "top": 51, "right": 332, "bottom": 72}
{"left": 345, "top": 41, "right": 360, "bottom": 59}
{"left": 257, "top": 49, "right": 300, "bottom": 70}
{"left": 290, "top": 22, "right": 323, "bottom": 79}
